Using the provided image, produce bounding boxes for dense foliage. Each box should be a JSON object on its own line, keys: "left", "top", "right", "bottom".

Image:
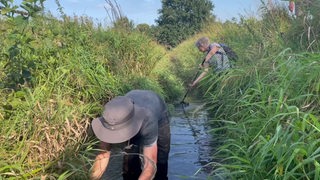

{"left": 175, "top": 2, "right": 320, "bottom": 179}
{"left": 285, "top": 0, "right": 320, "bottom": 51}
{"left": 0, "top": 1, "right": 183, "bottom": 179}
{"left": 155, "top": 0, "right": 214, "bottom": 48}
{"left": 1, "top": 0, "right": 319, "bottom": 179}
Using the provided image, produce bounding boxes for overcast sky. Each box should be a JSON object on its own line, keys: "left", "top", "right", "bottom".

{"left": 14, "top": 0, "right": 288, "bottom": 25}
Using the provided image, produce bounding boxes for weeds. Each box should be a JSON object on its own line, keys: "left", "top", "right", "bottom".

{"left": 0, "top": 1, "right": 178, "bottom": 179}
{"left": 204, "top": 50, "right": 320, "bottom": 179}
{"left": 1, "top": 0, "right": 320, "bottom": 179}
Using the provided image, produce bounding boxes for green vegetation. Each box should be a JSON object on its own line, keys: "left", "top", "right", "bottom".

{"left": 0, "top": 0, "right": 319, "bottom": 179}
{"left": 185, "top": 2, "right": 320, "bottom": 179}
{"left": 155, "top": 0, "right": 214, "bottom": 48}
{"left": 0, "top": 1, "right": 181, "bottom": 179}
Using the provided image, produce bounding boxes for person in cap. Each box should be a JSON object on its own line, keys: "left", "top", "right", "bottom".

{"left": 90, "top": 89, "right": 170, "bottom": 180}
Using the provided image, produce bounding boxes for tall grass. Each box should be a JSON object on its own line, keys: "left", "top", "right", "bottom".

{"left": 204, "top": 51, "right": 320, "bottom": 179}
{"left": 0, "top": 9, "right": 182, "bottom": 179}
{"left": 167, "top": 1, "right": 319, "bottom": 179}
{"left": 1, "top": 0, "right": 319, "bottom": 179}
{"left": 285, "top": 0, "right": 320, "bottom": 52}
{"left": 188, "top": 2, "right": 320, "bottom": 178}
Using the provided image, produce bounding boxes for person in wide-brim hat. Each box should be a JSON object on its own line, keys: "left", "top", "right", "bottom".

{"left": 90, "top": 90, "right": 171, "bottom": 180}
{"left": 91, "top": 96, "right": 145, "bottom": 144}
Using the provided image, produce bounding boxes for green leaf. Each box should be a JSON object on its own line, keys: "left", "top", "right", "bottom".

{"left": 15, "top": 91, "right": 26, "bottom": 99}
{"left": 9, "top": 98, "right": 22, "bottom": 108}
{"left": 0, "top": 7, "right": 13, "bottom": 15}
{"left": 315, "top": 160, "right": 320, "bottom": 180}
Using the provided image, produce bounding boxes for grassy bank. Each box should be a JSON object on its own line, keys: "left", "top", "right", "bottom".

{"left": 175, "top": 4, "right": 320, "bottom": 179}
{"left": 1, "top": 1, "right": 320, "bottom": 179}
{"left": 0, "top": 12, "right": 183, "bottom": 179}
{"left": 205, "top": 51, "right": 320, "bottom": 179}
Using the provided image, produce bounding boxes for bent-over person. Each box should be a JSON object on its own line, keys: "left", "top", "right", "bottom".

{"left": 90, "top": 89, "right": 170, "bottom": 180}
{"left": 190, "top": 37, "right": 231, "bottom": 87}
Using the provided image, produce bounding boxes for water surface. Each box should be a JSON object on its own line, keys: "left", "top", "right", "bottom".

{"left": 169, "top": 102, "right": 215, "bottom": 179}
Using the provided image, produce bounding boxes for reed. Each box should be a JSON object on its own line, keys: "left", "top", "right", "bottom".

{"left": 204, "top": 48, "right": 320, "bottom": 179}
{"left": 1, "top": 0, "right": 319, "bottom": 179}
{"left": 0, "top": 7, "right": 180, "bottom": 179}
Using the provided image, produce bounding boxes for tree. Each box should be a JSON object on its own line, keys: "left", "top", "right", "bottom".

{"left": 155, "top": 0, "right": 214, "bottom": 48}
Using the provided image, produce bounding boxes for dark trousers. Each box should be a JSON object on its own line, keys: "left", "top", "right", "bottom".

{"left": 123, "top": 111, "right": 170, "bottom": 180}
{"left": 122, "top": 162, "right": 168, "bottom": 180}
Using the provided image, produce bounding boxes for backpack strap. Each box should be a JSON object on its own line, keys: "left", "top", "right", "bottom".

{"left": 208, "top": 44, "right": 226, "bottom": 67}
{"left": 215, "top": 45, "right": 225, "bottom": 64}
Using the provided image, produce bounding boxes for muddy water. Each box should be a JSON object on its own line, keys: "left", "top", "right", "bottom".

{"left": 169, "top": 102, "right": 215, "bottom": 179}
{"left": 102, "top": 102, "right": 215, "bottom": 179}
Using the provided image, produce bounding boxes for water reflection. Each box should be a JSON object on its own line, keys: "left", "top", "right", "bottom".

{"left": 169, "top": 102, "right": 215, "bottom": 179}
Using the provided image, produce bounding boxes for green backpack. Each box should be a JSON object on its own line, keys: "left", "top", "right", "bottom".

{"left": 218, "top": 43, "right": 238, "bottom": 61}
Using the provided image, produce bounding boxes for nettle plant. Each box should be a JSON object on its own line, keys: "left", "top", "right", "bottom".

{"left": 0, "top": 0, "right": 44, "bottom": 89}
{"left": 0, "top": 0, "right": 44, "bottom": 18}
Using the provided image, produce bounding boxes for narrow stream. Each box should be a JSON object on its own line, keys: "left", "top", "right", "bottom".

{"left": 169, "top": 102, "right": 215, "bottom": 179}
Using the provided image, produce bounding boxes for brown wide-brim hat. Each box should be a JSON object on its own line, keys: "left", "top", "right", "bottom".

{"left": 91, "top": 96, "right": 145, "bottom": 144}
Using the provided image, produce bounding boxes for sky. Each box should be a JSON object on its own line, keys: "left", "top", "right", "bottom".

{"left": 15, "top": 0, "right": 288, "bottom": 25}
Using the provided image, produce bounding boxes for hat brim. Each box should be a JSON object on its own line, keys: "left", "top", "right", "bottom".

{"left": 91, "top": 106, "right": 145, "bottom": 144}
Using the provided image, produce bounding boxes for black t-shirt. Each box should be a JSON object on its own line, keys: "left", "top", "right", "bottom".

{"left": 125, "top": 90, "right": 167, "bottom": 146}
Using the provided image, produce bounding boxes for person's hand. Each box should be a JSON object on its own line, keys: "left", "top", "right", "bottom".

{"left": 199, "top": 60, "right": 209, "bottom": 68}
{"left": 189, "top": 82, "right": 196, "bottom": 88}
{"left": 90, "top": 151, "right": 110, "bottom": 180}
